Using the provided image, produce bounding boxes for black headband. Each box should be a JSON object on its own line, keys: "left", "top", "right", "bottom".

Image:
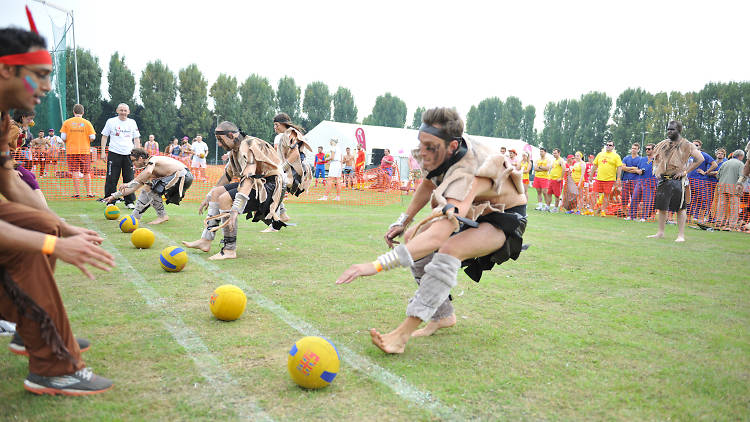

{"left": 214, "top": 130, "right": 237, "bottom": 136}
{"left": 418, "top": 123, "right": 459, "bottom": 143}
{"left": 273, "top": 116, "right": 292, "bottom": 125}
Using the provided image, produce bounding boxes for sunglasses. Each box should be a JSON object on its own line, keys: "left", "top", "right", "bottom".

{"left": 645, "top": 147, "right": 653, "bottom": 150}
{"left": 606, "top": 144, "right": 614, "bottom": 147}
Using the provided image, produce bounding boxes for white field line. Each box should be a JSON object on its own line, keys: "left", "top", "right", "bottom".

{"left": 151, "top": 229, "right": 461, "bottom": 421}
{"left": 82, "top": 216, "right": 272, "bottom": 422}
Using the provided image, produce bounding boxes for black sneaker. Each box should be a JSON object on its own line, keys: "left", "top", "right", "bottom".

{"left": 9, "top": 332, "right": 91, "bottom": 356}
{"left": 24, "top": 367, "right": 113, "bottom": 396}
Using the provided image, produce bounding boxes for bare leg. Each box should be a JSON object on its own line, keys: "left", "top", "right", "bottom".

{"left": 412, "top": 314, "right": 457, "bottom": 337}
{"left": 209, "top": 249, "right": 236, "bottom": 260}
{"left": 370, "top": 317, "right": 422, "bottom": 354}
{"left": 676, "top": 209, "right": 687, "bottom": 242}
{"left": 182, "top": 238, "right": 212, "bottom": 252}
{"left": 71, "top": 175, "right": 81, "bottom": 196}
{"left": 83, "top": 174, "right": 92, "bottom": 196}
{"left": 148, "top": 215, "right": 169, "bottom": 225}
{"left": 648, "top": 210, "right": 666, "bottom": 238}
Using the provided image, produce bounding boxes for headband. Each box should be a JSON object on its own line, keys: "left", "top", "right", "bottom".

{"left": 0, "top": 50, "right": 52, "bottom": 66}
{"left": 273, "top": 115, "right": 292, "bottom": 125}
{"left": 418, "top": 123, "right": 459, "bottom": 143}
{"left": 214, "top": 130, "right": 237, "bottom": 136}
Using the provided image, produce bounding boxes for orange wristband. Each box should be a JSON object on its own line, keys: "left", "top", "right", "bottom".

{"left": 42, "top": 234, "right": 57, "bottom": 255}
{"left": 372, "top": 260, "right": 383, "bottom": 273}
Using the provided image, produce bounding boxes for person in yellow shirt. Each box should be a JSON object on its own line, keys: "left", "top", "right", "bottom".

{"left": 547, "top": 148, "right": 565, "bottom": 212}
{"left": 518, "top": 151, "right": 531, "bottom": 200}
{"left": 589, "top": 141, "right": 623, "bottom": 216}
{"left": 60, "top": 104, "right": 96, "bottom": 198}
{"left": 532, "top": 147, "right": 551, "bottom": 210}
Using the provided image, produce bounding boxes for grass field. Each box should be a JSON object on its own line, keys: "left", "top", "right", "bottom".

{"left": 1, "top": 196, "right": 748, "bottom": 421}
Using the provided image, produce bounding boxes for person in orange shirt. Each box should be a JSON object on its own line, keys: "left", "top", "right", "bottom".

{"left": 354, "top": 144, "right": 366, "bottom": 190}
{"left": 60, "top": 104, "right": 96, "bottom": 198}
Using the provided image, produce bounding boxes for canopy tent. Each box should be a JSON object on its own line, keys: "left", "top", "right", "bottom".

{"left": 303, "top": 121, "right": 542, "bottom": 180}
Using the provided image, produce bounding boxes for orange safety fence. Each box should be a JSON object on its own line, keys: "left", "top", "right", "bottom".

{"left": 12, "top": 148, "right": 409, "bottom": 206}
{"left": 549, "top": 176, "right": 750, "bottom": 232}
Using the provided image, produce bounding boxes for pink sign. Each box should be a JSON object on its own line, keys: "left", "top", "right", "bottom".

{"left": 355, "top": 127, "right": 366, "bottom": 150}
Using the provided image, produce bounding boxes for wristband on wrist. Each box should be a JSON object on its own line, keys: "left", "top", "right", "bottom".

{"left": 374, "top": 244, "right": 414, "bottom": 272}
{"left": 42, "top": 235, "right": 57, "bottom": 255}
{"left": 372, "top": 260, "right": 383, "bottom": 272}
{"left": 231, "top": 192, "right": 250, "bottom": 213}
{"left": 389, "top": 212, "right": 412, "bottom": 230}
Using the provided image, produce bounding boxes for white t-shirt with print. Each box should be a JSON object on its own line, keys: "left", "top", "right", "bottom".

{"left": 102, "top": 117, "right": 140, "bottom": 155}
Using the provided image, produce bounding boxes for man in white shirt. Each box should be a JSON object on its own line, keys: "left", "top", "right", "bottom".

{"left": 190, "top": 135, "right": 209, "bottom": 181}
{"left": 100, "top": 103, "right": 140, "bottom": 208}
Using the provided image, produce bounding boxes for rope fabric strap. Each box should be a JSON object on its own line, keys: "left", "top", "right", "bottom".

{"left": 231, "top": 192, "right": 249, "bottom": 213}
{"left": 375, "top": 244, "right": 414, "bottom": 272}
{"left": 0, "top": 50, "right": 52, "bottom": 65}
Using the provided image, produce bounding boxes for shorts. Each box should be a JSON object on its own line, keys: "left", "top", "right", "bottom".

{"left": 223, "top": 177, "right": 285, "bottom": 230}
{"left": 522, "top": 178, "right": 529, "bottom": 185}
{"left": 382, "top": 167, "right": 394, "bottom": 176}
{"left": 343, "top": 166, "right": 353, "bottom": 175}
{"left": 191, "top": 157, "right": 207, "bottom": 168}
{"left": 547, "top": 179, "right": 563, "bottom": 196}
{"left": 149, "top": 171, "right": 193, "bottom": 205}
{"left": 328, "top": 161, "right": 342, "bottom": 178}
{"left": 654, "top": 178, "right": 687, "bottom": 212}
{"left": 314, "top": 165, "right": 326, "bottom": 178}
{"left": 67, "top": 154, "right": 91, "bottom": 175}
{"left": 593, "top": 180, "right": 614, "bottom": 194}
{"left": 532, "top": 177, "right": 548, "bottom": 190}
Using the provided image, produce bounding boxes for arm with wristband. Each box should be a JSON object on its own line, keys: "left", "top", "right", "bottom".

{"left": 384, "top": 178, "right": 436, "bottom": 248}
{"left": 226, "top": 149, "right": 257, "bottom": 233}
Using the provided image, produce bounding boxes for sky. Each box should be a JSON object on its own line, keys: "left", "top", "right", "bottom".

{"left": 3, "top": 0, "right": 749, "bottom": 131}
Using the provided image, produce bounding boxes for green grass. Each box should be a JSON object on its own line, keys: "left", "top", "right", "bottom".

{"left": 1, "top": 197, "right": 748, "bottom": 421}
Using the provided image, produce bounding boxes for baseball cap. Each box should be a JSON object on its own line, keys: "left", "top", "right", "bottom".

{"left": 567, "top": 154, "right": 574, "bottom": 159}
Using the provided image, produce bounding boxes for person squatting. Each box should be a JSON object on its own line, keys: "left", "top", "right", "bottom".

{"left": 182, "top": 121, "right": 285, "bottom": 260}
{"left": 103, "top": 148, "right": 194, "bottom": 225}
{"left": 336, "top": 107, "right": 529, "bottom": 354}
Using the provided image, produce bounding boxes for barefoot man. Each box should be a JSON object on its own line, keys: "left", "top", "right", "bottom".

{"left": 182, "top": 121, "right": 284, "bottom": 259}
{"left": 272, "top": 113, "right": 312, "bottom": 227}
{"left": 648, "top": 120, "right": 704, "bottom": 242}
{"left": 335, "top": 107, "right": 528, "bottom": 354}
{"left": 104, "top": 148, "right": 193, "bottom": 224}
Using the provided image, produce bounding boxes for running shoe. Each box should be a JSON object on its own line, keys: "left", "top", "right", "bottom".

{"left": 0, "top": 320, "right": 16, "bottom": 336}
{"left": 24, "top": 367, "right": 113, "bottom": 396}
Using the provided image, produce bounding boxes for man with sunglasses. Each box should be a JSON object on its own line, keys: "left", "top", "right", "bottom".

{"left": 182, "top": 121, "right": 285, "bottom": 260}
{"left": 649, "top": 121, "right": 704, "bottom": 242}
{"left": 0, "top": 26, "right": 114, "bottom": 395}
{"left": 589, "top": 141, "right": 623, "bottom": 216}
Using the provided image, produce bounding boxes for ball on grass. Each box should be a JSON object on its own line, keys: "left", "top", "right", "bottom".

{"left": 105, "top": 205, "right": 120, "bottom": 220}
{"left": 160, "top": 246, "right": 188, "bottom": 272}
{"left": 209, "top": 284, "right": 247, "bottom": 321}
{"left": 288, "top": 336, "right": 340, "bottom": 389}
{"left": 131, "top": 228, "right": 155, "bottom": 249}
{"left": 119, "top": 215, "right": 139, "bottom": 233}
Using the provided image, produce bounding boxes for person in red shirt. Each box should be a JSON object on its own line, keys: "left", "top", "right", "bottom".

{"left": 378, "top": 148, "right": 395, "bottom": 188}
{"left": 314, "top": 146, "right": 326, "bottom": 187}
{"left": 355, "top": 144, "right": 366, "bottom": 189}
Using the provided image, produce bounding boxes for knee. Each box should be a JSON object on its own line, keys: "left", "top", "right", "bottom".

{"left": 218, "top": 192, "right": 233, "bottom": 208}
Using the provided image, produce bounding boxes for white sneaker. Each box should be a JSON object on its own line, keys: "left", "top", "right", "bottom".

{"left": 534, "top": 204, "right": 543, "bottom": 211}
{"left": 317, "top": 196, "right": 328, "bottom": 201}
{"left": 0, "top": 320, "right": 16, "bottom": 336}
{"left": 639, "top": 218, "right": 646, "bottom": 222}
{"left": 550, "top": 206, "right": 558, "bottom": 213}
{"left": 126, "top": 203, "right": 135, "bottom": 210}
{"left": 624, "top": 217, "right": 632, "bottom": 221}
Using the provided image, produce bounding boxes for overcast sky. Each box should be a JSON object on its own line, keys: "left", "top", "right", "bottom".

{"left": 4, "top": 0, "right": 749, "bottom": 130}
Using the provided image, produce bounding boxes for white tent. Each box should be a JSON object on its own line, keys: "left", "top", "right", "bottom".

{"left": 303, "top": 121, "right": 542, "bottom": 180}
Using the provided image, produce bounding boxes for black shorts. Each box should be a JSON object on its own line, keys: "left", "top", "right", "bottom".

{"left": 151, "top": 171, "right": 193, "bottom": 205}
{"left": 654, "top": 178, "right": 687, "bottom": 212}
{"left": 224, "top": 177, "right": 285, "bottom": 229}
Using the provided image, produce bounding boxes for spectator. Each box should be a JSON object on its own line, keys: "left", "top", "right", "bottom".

{"left": 319, "top": 138, "right": 342, "bottom": 201}
{"left": 166, "top": 137, "right": 179, "bottom": 155}
{"left": 687, "top": 139, "right": 716, "bottom": 222}
{"left": 630, "top": 143, "right": 656, "bottom": 221}
{"left": 60, "top": 104, "right": 96, "bottom": 198}
{"left": 532, "top": 147, "right": 551, "bottom": 210}
{"left": 518, "top": 151, "right": 531, "bottom": 199}
{"left": 507, "top": 148, "right": 518, "bottom": 167}
{"left": 190, "top": 135, "right": 208, "bottom": 181}
{"left": 380, "top": 148, "right": 395, "bottom": 176}
{"left": 314, "top": 146, "right": 326, "bottom": 186}
{"left": 179, "top": 136, "right": 192, "bottom": 165}
{"left": 46, "top": 128, "right": 63, "bottom": 150}
{"left": 143, "top": 134, "right": 159, "bottom": 156}
{"left": 582, "top": 154, "right": 595, "bottom": 212}
{"left": 30, "top": 130, "right": 51, "bottom": 177}
{"left": 706, "top": 147, "right": 726, "bottom": 220}
{"left": 342, "top": 147, "right": 355, "bottom": 188}
{"left": 354, "top": 144, "right": 366, "bottom": 190}
{"left": 715, "top": 149, "right": 745, "bottom": 230}
{"left": 621, "top": 143, "right": 642, "bottom": 220}
{"left": 101, "top": 103, "right": 141, "bottom": 209}
{"left": 589, "top": 141, "right": 623, "bottom": 216}
{"left": 500, "top": 146, "right": 507, "bottom": 156}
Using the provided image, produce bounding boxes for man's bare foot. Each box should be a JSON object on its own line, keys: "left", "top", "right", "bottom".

{"left": 369, "top": 328, "right": 408, "bottom": 354}
{"left": 280, "top": 213, "right": 290, "bottom": 222}
{"left": 209, "top": 249, "right": 236, "bottom": 260}
{"left": 411, "top": 314, "right": 457, "bottom": 337}
{"left": 260, "top": 226, "right": 278, "bottom": 233}
{"left": 647, "top": 233, "right": 664, "bottom": 239}
{"left": 675, "top": 236, "right": 685, "bottom": 242}
{"left": 148, "top": 216, "right": 169, "bottom": 225}
{"left": 182, "top": 238, "right": 211, "bottom": 252}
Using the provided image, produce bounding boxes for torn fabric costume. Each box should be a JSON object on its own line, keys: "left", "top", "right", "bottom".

{"left": 406, "top": 134, "right": 528, "bottom": 322}
{"left": 206, "top": 136, "right": 285, "bottom": 253}
{"left": 277, "top": 127, "right": 313, "bottom": 196}
{"left": 131, "top": 159, "right": 194, "bottom": 220}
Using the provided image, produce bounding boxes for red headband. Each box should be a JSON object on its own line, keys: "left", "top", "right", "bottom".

{"left": 0, "top": 50, "right": 52, "bottom": 66}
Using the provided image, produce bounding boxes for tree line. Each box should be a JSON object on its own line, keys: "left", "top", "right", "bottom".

{"left": 34, "top": 48, "right": 749, "bottom": 159}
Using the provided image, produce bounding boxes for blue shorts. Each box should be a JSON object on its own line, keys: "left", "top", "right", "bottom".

{"left": 315, "top": 165, "right": 326, "bottom": 178}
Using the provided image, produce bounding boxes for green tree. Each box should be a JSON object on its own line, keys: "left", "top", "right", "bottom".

{"left": 65, "top": 48, "right": 102, "bottom": 126}
{"left": 302, "top": 81, "right": 331, "bottom": 130}
{"left": 362, "top": 93, "right": 407, "bottom": 128}
{"left": 332, "top": 87, "right": 358, "bottom": 123}
{"left": 139, "top": 60, "right": 178, "bottom": 145}
{"left": 611, "top": 88, "right": 653, "bottom": 152}
{"left": 277, "top": 76, "right": 301, "bottom": 122}
{"left": 540, "top": 101, "right": 561, "bottom": 151}
{"left": 466, "top": 105, "right": 479, "bottom": 135}
{"left": 645, "top": 92, "right": 670, "bottom": 145}
{"left": 499, "top": 96, "right": 523, "bottom": 139}
{"left": 210, "top": 73, "right": 241, "bottom": 124}
{"left": 410, "top": 106, "right": 426, "bottom": 129}
{"left": 465, "top": 97, "right": 503, "bottom": 137}
{"left": 239, "top": 74, "right": 275, "bottom": 141}
{"left": 575, "top": 92, "right": 612, "bottom": 154}
{"left": 559, "top": 99, "right": 580, "bottom": 153}
{"left": 696, "top": 83, "right": 721, "bottom": 152}
{"left": 520, "top": 105, "right": 537, "bottom": 144}
{"left": 107, "top": 52, "right": 136, "bottom": 109}
{"left": 178, "top": 64, "right": 212, "bottom": 139}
